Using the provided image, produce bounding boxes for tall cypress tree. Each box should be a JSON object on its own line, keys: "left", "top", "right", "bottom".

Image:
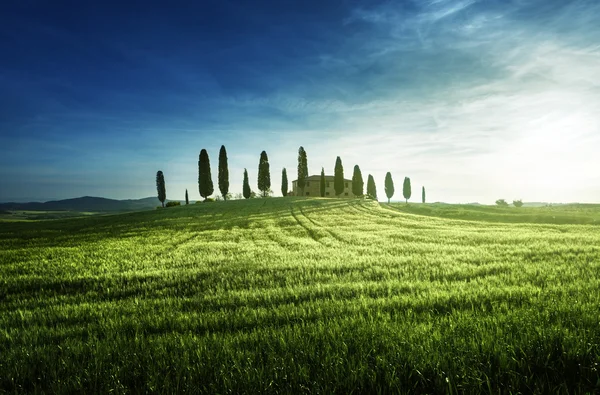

{"left": 243, "top": 168, "right": 251, "bottom": 199}
{"left": 403, "top": 177, "right": 412, "bottom": 204}
{"left": 384, "top": 172, "right": 394, "bottom": 203}
{"left": 352, "top": 165, "right": 364, "bottom": 197}
{"left": 185, "top": 189, "right": 189, "bottom": 205}
{"left": 257, "top": 151, "right": 271, "bottom": 197}
{"left": 422, "top": 186, "right": 426, "bottom": 204}
{"left": 367, "top": 174, "right": 377, "bottom": 200}
{"left": 334, "top": 156, "right": 344, "bottom": 196}
{"left": 320, "top": 167, "right": 326, "bottom": 197}
{"left": 297, "top": 146, "right": 308, "bottom": 196}
{"left": 198, "top": 149, "right": 214, "bottom": 200}
{"left": 218, "top": 145, "right": 229, "bottom": 201}
{"left": 281, "top": 168, "right": 288, "bottom": 197}
{"left": 156, "top": 170, "right": 166, "bottom": 207}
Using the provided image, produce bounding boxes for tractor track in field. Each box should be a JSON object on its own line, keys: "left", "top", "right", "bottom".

{"left": 289, "top": 205, "right": 348, "bottom": 246}
{"left": 289, "top": 206, "right": 325, "bottom": 245}
{"left": 150, "top": 203, "right": 245, "bottom": 259}
{"left": 249, "top": 214, "right": 298, "bottom": 250}
{"left": 347, "top": 201, "right": 396, "bottom": 220}
{"left": 337, "top": 203, "right": 384, "bottom": 224}
{"left": 297, "top": 205, "right": 348, "bottom": 245}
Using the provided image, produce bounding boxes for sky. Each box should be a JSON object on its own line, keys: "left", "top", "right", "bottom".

{"left": 1, "top": 0, "right": 599, "bottom": 203}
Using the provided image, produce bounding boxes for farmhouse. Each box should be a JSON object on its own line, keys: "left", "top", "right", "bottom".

{"left": 291, "top": 175, "right": 354, "bottom": 197}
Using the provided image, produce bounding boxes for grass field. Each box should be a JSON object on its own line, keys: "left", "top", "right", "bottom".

{"left": 1, "top": 198, "right": 599, "bottom": 393}
{"left": 387, "top": 202, "right": 600, "bottom": 225}
{"left": 0, "top": 210, "right": 102, "bottom": 221}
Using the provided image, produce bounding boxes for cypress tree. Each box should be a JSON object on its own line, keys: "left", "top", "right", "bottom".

{"left": 422, "top": 186, "right": 426, "bottom": 204}
{"left": 297, "top": 146, "right": 308, "bottom": 196}
{"left": 334, "top": 156, "right": 344, "bottom": 196}
{"left": 367, "top": 174, "right": 377, "bottom": 200}
{"left": 156, "top": 170, "right": 166, "bottom": 207}
{"left": 257, "top": 150, "right": 271, "bottom": 197}
{"left": 403, "top": 177, "right": 412, "bottom": 204}
{"left": 218, "top": 145, "right": 229, "bottom": 201}
{"left": 352, "top": 165, "right": 364, "bottom": 197}
{"left": 384, "top": 172, "right": 394, "bottom": 203}
{"left": 402, "top": 177, "right": 412, "bottom": 204}
{"left": 185, "top": 189, "right": 189, "bottom": 205}
{"left": 320, "top": 167, "right": 326, "bottom": 197}
{"left": 198, "top": 149, "right": 214, "bottom": 201}
{"left": 243, "top": 168, "right": 251, "bottom": 199}
{"left": 281, "top": 168, "right": 288, "bottom": 197}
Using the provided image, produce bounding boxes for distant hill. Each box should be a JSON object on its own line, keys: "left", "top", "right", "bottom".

{"left": 0, "top": 196, "right": 178, "bottom": 212}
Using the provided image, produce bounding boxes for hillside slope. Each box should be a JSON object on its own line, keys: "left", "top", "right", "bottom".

{"left": 1, "top": 198, "right": 599, "bottom": 393}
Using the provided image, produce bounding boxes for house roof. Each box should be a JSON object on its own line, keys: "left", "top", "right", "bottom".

{"left": 292, "top": 175, "right": 352, "bottom": 182}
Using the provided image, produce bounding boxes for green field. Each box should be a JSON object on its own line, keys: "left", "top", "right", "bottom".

{"left": 0, "top": 210, "right": 102, "bottom": 221}
{"left": 387, "top": 202, "right": 600, "bottom": 225}
{"left": 1, "top": 198, "right": 599, "bottom": 393}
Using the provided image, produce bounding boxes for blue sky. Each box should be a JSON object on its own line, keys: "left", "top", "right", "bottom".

{"left": 1, "top": 0, "right": 599, "bottom": 203}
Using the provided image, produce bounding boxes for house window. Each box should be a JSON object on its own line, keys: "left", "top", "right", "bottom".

{"left": 326, "top": 192, "right": 330, "bottom": 196}
{"left": 306, "top": 192, "right": 310, "bottom": 196}
{"left": 345, "top": 182, "right": 348, "bottom": 188}
{"left": 306, "top": 181, "right": 310, "bottom": 187}
{"left": 345, "top": 192, "right": 348, "bottom": 196}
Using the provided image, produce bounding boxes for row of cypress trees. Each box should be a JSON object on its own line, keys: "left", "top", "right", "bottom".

{"left": 155, "top": 145, "right": 231, "bottom": 207}
{"left": 198, "top": 146, "right": 235, "bottom": 200}
{"left": 296, "top": 148, "right": 364, "bottom": 198}
{"left": 305, "top": 149, "right": 426, "bottom": 204}
{"left": 383, "top": 173, "right": 426, "bottom": 204}
{"left": 200, "top": 146, "right": 272, "bottom": 200}
{"left": 156, "top": 145, "right": 427, "bottom": 205}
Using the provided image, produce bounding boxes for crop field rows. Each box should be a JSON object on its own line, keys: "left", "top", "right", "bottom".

{"left": 1, "top": 198, "right": 599, "bottom": 393}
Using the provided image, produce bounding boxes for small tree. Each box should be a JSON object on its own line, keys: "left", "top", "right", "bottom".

{"left": 156, "top": 170, "right": 166, "bottom": 207}
{"left": 185, "top": 189, "right": 189, "bottom": 205}
{"left": 352, "top": 165, "right": 364, "bottom": 197}
{"left": 334, "top": 156, "right": 344, "bottom": 196}
{"left": 281, "top": 168, "right": 288, "bottom": 197}
{"left": 513, "top": 199, "right": 524, "bottom": 207}
{"left": 384, "top": 172, "right": 394, "bottom": 203}
{"left": 198, "top": 149, "right": 214, "bottom": 201}
{"left": 421, "top": 186, "right": 425, "bottom": 204}
{"left": 257, "top": 150, "right": 271, "bottom": 197}
{"left": 243, "top": 169, "right": 251, "bottom": 199}
{"left": 366, "top": 174, "right": 377, "bottom": 200}
{"left": 297, "top": 146, "right": 308, "bottom": 196}
{"left": 496, "top": 199, "right": 509, "bottom": 206}
{"left": 403, "top": 177, "right": 412, "bottom": 204}
{"left": 320, "top": 167, "right": 326, "bottom": 197}
{"left": 218, "top": 145, "right": 229, "bottom": 201}
{"left": 260, "top": 188, "right": 274, "bottom": 198}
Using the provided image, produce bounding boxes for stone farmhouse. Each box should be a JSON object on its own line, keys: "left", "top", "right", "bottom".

{"left": 291, "top": 175, "right": 354, "bottom": 197}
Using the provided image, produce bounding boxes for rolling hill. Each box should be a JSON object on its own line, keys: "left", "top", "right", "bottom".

{"left": 0, "top": 196, "right": 169, "bottom": 212}
{"left": 1, "top": 198, "right": 599, "bottom": 393}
